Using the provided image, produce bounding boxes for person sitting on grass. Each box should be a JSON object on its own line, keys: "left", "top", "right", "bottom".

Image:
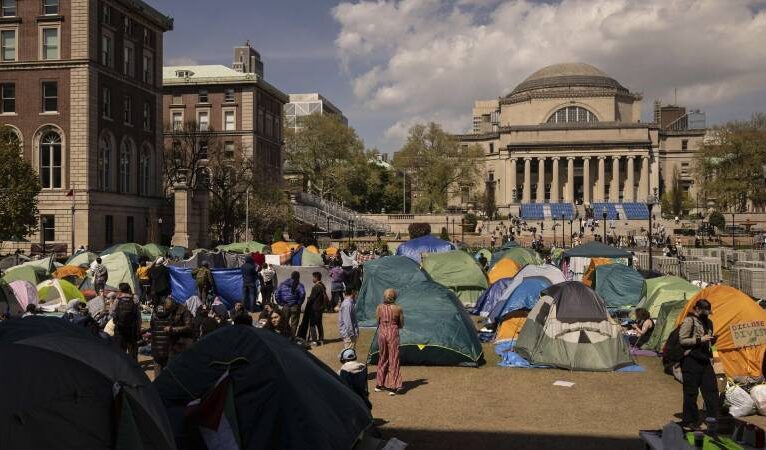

{"left": 338, "top": 348, "right": 372, "bottom": 410}
{"left": 264, "top": 310, "right": 292, "bottom": 337}
{"left": 630, "top": 308, "right": 655, "bottom": 348}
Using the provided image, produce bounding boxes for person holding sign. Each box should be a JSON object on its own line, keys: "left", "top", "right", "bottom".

{"left": 679, "top": 299, "right": 719, "bottom": 429}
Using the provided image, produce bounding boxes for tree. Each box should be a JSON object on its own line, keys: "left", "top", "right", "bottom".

{"left": 696, "top": 113, "right": 766, "bottom": 211}
{"left": 335, "top": 152, "right": 404, "bottom": 213}
{"left": 163, "top": 120, "right": 214, "bottom": 196}
{"left": 709, "top": 210, "right": 725, "bottom": 232}
{"left": 283, "top": 113, "right": 365, "bottom": 200}
{"left": 247, "top": 186, "right": 292, "bottom": 244}
{"left": 0, "top": 127, "right": 41, "bottom": 240}
{"left": 660, "top": 167, "right": 693, "bottom": 216}
{"left": 394, "top": 123, "right": 483, "bottom": 213}
{"left": 206, "top": 140, "right": 254, "bottom": 244}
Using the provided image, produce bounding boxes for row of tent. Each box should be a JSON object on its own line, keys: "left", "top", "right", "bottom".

{"left": 0, "top": 317, "right": 377, "bottom": 450}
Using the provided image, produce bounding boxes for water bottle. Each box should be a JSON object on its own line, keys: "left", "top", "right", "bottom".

{"left": 694, "top": 430, "right": 704, "bottom": 448}
{"left": 705, "top": 417, "right": 718, "bottom": 438}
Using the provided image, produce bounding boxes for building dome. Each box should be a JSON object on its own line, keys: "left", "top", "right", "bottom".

{"left": 506, "top": 62, "right": 629, "bottom": 99}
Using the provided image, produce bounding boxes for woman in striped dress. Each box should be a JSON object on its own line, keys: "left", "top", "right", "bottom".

{"left": 375, "top": 288, "right": 404, "bottom": 395}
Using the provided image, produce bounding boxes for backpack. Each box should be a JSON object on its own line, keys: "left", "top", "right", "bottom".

{"left": 663, "top": 325, "right": 685, "bottom": 366}
{"left": 113, "top": 297, "right": 137, "bottom": 335}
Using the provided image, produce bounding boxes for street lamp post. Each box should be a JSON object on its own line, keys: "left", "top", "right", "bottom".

{"left": 561, "top": 213, "right": 565, "bottom": 249}
{"left": 568, "top": 219, "right": 573, "bottom": 248}
{"left": 647, "top": 188, "right": 658, "bottom": 271}
{"left": 40, "top": 216, "right": 47, "bottom": 256}
{"left": 244, "top": 187, "right": 250, "bottom": 241}
{"left": 602, "top": 208, "right": 607, "bottom": 244}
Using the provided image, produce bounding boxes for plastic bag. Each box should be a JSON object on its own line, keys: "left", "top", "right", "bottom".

{"left": 750, "top": 384, "right": 766, "bottom": 415}
{"left": 726, "top": 382, "right": 757, "bottom": 417}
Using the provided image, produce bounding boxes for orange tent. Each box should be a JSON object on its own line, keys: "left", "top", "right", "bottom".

{"left": 306, "top": 245, "right": 320, "bottom": 254}
{"left": 581, "top": 257, "right": 615, "bottom": 287}
{"left": 325, "top": 247, "right": 339, "bottom": 256}
{"left": 488, "top": 258, "right": 521, "bottom": 284}
{"left": 675, "top": 285, "right": 766, "bottom": 378}
{"left": 52, "top": 266, "right": 87, "bottom": 280}
{"left": 271, "top": 241, "right": 299, "bottom": 255}
{"left": 495, "top": 311, "right": 529, "bottom": 342}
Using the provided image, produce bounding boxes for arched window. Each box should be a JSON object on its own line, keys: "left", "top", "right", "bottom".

{"left": 546, "top": 106, "right": 598, "bottom": 124}
{"left": 120, "top": 138, "right": 133, "bottom": 193}
{"left": 39, "top": 131, "right": 62, "bottom": 188}
{"left": 138, "top": 144, "right": 151, "bottom": 196}
{"left": 98, "top": 134, "right": 112, "bottom": 190}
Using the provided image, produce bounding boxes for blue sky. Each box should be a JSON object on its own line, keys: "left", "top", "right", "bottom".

{"left": 153, "top": 1, "right": 766, "bottom": 153}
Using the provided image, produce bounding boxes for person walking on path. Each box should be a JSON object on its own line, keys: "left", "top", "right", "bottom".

{"left": 679, "top": 298, "right": 719, "bottom": 428}
{"left": 91, "top": 257, "right": 109, "bottom": 295}
{"left": 328, "top": 261, "right": 346, "bottom": 312}
{"left": 148, "top": 257, "right": 170, "bottom": 306}
{"left": 192, "top": 261, "right": 214, "bottom": 305}
{"left": 112, "top": 283, "right": 140, "bottom": 361}
{"left": 375, "top": 288, "right": 404, "bottom": 396}
{"left": 274, "top": 271, "right": 305, "bottom": 336}
{"left": 297, "top": 272, "right": 327, "bottom": 345}
{"left": 338, "top": 286, "right": 359, "bottom": 349}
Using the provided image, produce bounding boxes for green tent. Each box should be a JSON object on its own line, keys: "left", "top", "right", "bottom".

{"left": 422, "top": 250, "right": 488, "bottom": 306}
{"left": 491, "top": 247, "right": 542, "bottom": 268}
{"left": 515, "top": 281, "right": 634, "bottom": 371}
{"left": 141, "top": 244, "right": 169, "bottom": 260}
{"left": 216, "top": 241, "right": 270, "bottom": 254}
{"left": 100, "top": 243, "right": 147, "bottom": 258}
{"left": 86, "top": 252, "right": 140, "bottom": 295}
{"left": 357, "top": 256, "right": 430, "bottom": 327}
{"left": 593, "top": 264, "right": 644, "bottom": 309}
{"left": 636, "top": 275, "right": 700, "bottom": 318}
{"left": 300, "top": 250, "right": 324, "bottom": 267}
{"left": 642, "top": 299, "right": 687, "bottom": 352}
{"left": 2, "top": 265, "right": 49, "bottom": 285}
{"left": 37, "top": 278, "right": 85, "bottom": 311}
{"left": 367, "top": 280, "right": 484, "bottom": 366}
{"left": 66, "top": 251, "right": 98, "bottom": 267}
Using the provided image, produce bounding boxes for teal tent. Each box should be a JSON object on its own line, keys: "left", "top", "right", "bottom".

{"left": 593, "top": 264, "right": 644, "bottom": 310}
{"left": 356, "top": 256, "right": 430, "bottom": 327}
{"left": 66, "top": 251, "right": 98, "bottom": 267}
{"left": 2, "top": 265, "right": 49, "bottom": 285}
{"left": 421, "top": 250, "right": 488, "bottom": 306}
{"left": 142, "top": 244, "right": 169, "bottom": 260}
{"left": 367, "top": 280, "right": 484, "bottom": 366}
{"left": 100, "top": 243, "right": 146, "bottom": 258}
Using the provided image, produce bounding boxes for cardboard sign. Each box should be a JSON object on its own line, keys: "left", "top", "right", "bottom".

{"left": 730, "top": 321, "right": 766, "bottom": 348}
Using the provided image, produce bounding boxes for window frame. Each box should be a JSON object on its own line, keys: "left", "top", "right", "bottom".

{"left": 171, "top": 110, "right": 183, "bottom": 131}
{"left": 142, "top": 102, "right": 151, "bottom": 130}
{"left": 119, "top": 139, "right": 132, "bottom": 194}
{"left": 101, "top": 32, "right": 114, "bottom": 68}
{"left": 41, "top": 214, "right": 55, "bottom": 241}
{"left": 223, "top": 109, "right": 236, "bottom": 131}
{"left": 0, "top": 27, "right": 17, "bottom": 62}
{"left": 41, "top": 81, "right": 58, "bottom": 113}
{"left": 39, "top": 130, "right": 62, "bottom": 189}
{"left": 171, "top": 94, "right": 182, "bottom": 105}
{"left": 681, "top": 139, "right": 689, "bottom": 151}
{"left": 42, "top": 0, "right": 58, "bottom": 16}
{"left": 197, "top": 110, "right": 209, "bottom": 131}
{"left": 224, "top": 141, "right": 235, "bottom": 159}
{"left": 102, "top": 4, "right": 111, "bottom": 25}
{"left": 224, "top": 88, "right": 235, "bottom": 103}
{"left": 123, "top": 95, "right": 132, "bottom": 124}
{"left": 198, "top": 89, "right": 208, "bottom": 104}
{"left": 546, "top": 106, "right": 598, "bottom": 124}
{"left": 40, "top": 26, "right": 60, "bottom": 61}
{"left": 102, "top": 86, "right": 111, "bottom": 119}
{"left": 123, "top": 42, "right": 134, "bottom": 77}
{"left": 105, "top": 215, "right": 113, "bottom": 246}
{"left": 142, "top": 52, "right": 153, "bottom": 84}
{"left": 138, "top": 145, "right": 151, "bottom": 196}
{"left": 0, "top": 82, "right": 14, "bottom": 114}
{"left": 1, "top": 0, "right": 17, "bottom": 17}
{"left": 97, "top": 133, "right": 113, "bottom": 191}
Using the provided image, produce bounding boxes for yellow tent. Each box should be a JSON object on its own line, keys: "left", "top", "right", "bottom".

{"left": 306, "top": 245, "right": 320, "bottom": 254}
{"left": 495, "top": 311, "right": 528, "bottom": 342}
{"left": 676, "top": 285, "right": 766, "bottom": 378}
{"left": 271, "top": 241, "right": 299, "bottom": 255}
{"left": 52, "top": 266, "right": 87, "bottom": 280}
{"left": 325, "top": 247, "right": 339, "bottom": 256}
{"left": 488, "top": 258, "right": 521, "bottom": 284}
{"left": 581, "top": 257, "right": 614, "bottom": 287}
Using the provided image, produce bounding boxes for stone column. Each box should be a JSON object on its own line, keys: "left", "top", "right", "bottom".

{"left": 566, "top": 157, "right": 575, "bottom": 203}
{"left": 551, "top": 157, "right": 560, "bottom": 203}
{"left": 537, "top": 157, "right": 546, "bottom": 203}
{"left": 625, "top": 156, "right": 635, "bottom": 202}
{"left": 508, "top": 158, "right": 517, "bottom": 203}
{"left": 523, "top": 157, "right": 531, "bottom": 203}
{"left": 582, "top": 157, "right": 591, "bottom": 204}
{"left": 639, "top": 155, "right": 649, "bottom": 201}
{"left": 610, "top": 156, "right": 620, "bottom": 202}
{"left": 171, "top": 180, "right": 191, "bottom": 248}
{"left": 597, "top": 156, "right": 606, "bottom": 202}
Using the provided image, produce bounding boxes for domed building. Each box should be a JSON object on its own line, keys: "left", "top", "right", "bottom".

{"left": 458, "top": 63, "right": 706, "bottom": 219}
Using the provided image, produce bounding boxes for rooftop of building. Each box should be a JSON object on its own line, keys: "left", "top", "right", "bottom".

{"left": 504, "top": 62, "right": 636, "bottom": 101}
{"left": 119, "top": 0, "right": 173, "bottom": 30}
{"left": 162, "top": 65, "right": 287, "bottom": 101}
{"left": 287, "top": 93, "right": 344, "bottom": 116}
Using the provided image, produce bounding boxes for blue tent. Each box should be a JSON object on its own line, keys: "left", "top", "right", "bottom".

{"left": 471, "top": 277, "right": 514, "bottom": 316}
{"left": 395, "top": 235, "right": 455, "bottom": 263}
{"left": 168, "top": 266, "right": 244, "bottom": 308}
{"left": 489, "top": 277, "right": 551, "bottom": 324}
{"left": 291, "top": 247, "right": 304, "bottom": 266}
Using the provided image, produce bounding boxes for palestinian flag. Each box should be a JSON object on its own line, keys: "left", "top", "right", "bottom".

{"left": 186, "top": 370, "right": 241, "bottom": 450}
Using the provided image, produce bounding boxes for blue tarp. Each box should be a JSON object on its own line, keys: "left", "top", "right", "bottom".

{"left": 291, "top": 247, "right": 304, "bottom": 266}
{"left": 488, "top": 278, "right": 551, "bottom": 324}
{"left": 471, "top": 277, "right": 514, "bottom": 316}
{"left": 395, "top": 235, "right": 455, "bottom": 263}
{"left": 168, "top": 266, "right": 244, "bottom": 308}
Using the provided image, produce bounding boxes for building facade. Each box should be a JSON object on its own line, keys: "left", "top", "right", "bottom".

{"left": 0, "top": 0, "right": 172, "bottom": 252}
{"left": 457, "top": 63, "right": 705, "bottom": 216}
{"left": 162, "top": 43, "right": 288, "bottom": 187}
{"left": 283, "top": 92, "right": 348, "bottom": 132}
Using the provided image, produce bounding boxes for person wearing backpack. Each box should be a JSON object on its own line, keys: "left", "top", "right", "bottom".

{"left": 297, "top": 272, "right": 328, "bottom": 346}
{"left": 192, "top": 261, "right": 214, "bottom": 305}
{"left": 678, "top": 299, "right": 719, "bottom": 429}
{"left": 91, "top": 257, "right": 109, "bottom": 295}
{"left": 113, "top": 283, "right": 140, "bottom": 361}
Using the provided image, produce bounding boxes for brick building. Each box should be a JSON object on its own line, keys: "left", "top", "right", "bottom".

{"left": 0, "top": 0, "right": 173, "bottom": 252}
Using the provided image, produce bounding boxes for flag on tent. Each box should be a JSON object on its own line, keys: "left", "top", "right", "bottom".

{"left": 186, "top": 370, "right": 241, "bottom": 450}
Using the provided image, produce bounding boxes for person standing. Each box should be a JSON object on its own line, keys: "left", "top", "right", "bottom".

{"left": 149, "top": 300, "right": 173, "bottom": 377}
{"left": 148, "top": 257, "right": 170, "bottom": 306}
{"left": 192, "top": 261, "right": 214, "bottom": 305}
{"left": 91, "top": 257, "right": 109, "bottom": 295}
{"left": 260, "top": 263, "right": 276, "bottom": 305}
{"left": 375, "top": 288, "right": 403, "bottom": 396}
{"left": 338, "top": 286, "right": 359, "bottom": 349}
{"left": 112, "top": 283, "right": 140, "bottom": 361}
{"left": 679, "top": 299, "right": 719, "bottom": 428}
{"left": 274, "top": 271, "right": 305, "bottom": 336}
{"left": 297, "top": 272, "right": 327, "bottom": 345}
{"left": 161, "top": 296, "right": 194, "bottom": 361}
{"left": 241, "top": 256, "right": 259, "bottom": 312}
{"left": 136, "top": 260, "right": 151, "bottom": 304}
{"left": 328, "top": 261, "right": 346, "bottom": 312}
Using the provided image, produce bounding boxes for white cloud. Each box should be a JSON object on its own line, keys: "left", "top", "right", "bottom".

{"left": 332, "top": 0, "right": 766, "bottom": 151}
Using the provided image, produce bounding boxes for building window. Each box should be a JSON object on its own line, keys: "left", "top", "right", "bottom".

{"left": 41, "top": 81, "right": 57, "bottom": 112}
{"left": 41, "top": 27, "right": 59, "bottom": 60}
{"left": 546, "top": 106, "right": 598, "bottom": 124}
{"left": 102, "top": 4, "right": 111, "bottom": 24}
{"left": 197, "top": 111, "right": 209, "bottom": 131}
{"left": 138, "top": 146, "right": 150, "bottom": 196}
{"left": 224, "top": 141, "right": 234, "bottom": 159}
{"left": 198, "top": 90, "right": 208, "bottom": 103}
{"left": 102, "top": 87, "right": 111, "bottom": 118}
{"left": 1, "top": 0, "right": 16, "bottom": 17}
{"left": 224, "top": 110, "right": 235, "bottom": 131}
{"left": 682, "top": 139, "right": 688, "bottom": 151}
{"left": 143, "top": 29, "right": 151, "bottom": 46}
{"left": 142, "top": 54, "right": 153, "bottom": 84}
{"left": 171, "top": 94, "right": 182, "bottom": 105}
{"left": 101, "top": 34, "right": 113, "bottom": 67}
{"left": 41, "top": 215, "right": 55, "bottom": 241}
{"left": 123, "top": 44, "right": 133, "bottom": 77}
{"left": 224, "top": 88, "right": 235, "bottom": 102}
{"left": 120, "top": 139, "right": 132, "bottom": 193}
{"left": 198, "top": 141, "right": 208, "bottom": 159}
{"left": 489, "top": 143, "right": 494, "bottom": 153}
{"left": 126, "top": 216, "right": 134, "bottom": 242}
{"left": 1, "top": 29, "right": 16, "bottom": 61}
{"left": 143, "top": 102, "right": 151, "bottom": 130}
{"left": 105, "top": 215, "right": 113, "bottom": 246}
{"left": 0, "top": 83, "right": 14, "bottom": 113}
{"left": 257, "top": 110, "right": 264, "bottom": 133}
{"left": 123, "top": 96, "right": 131, "bottom": 124}
{"left": 42, "top": 0, "right": 58, "bottom": 15}
{"left": 461, "top": 186, "right": 470, "bottom": 204}
{"left": 171, "top": 111, "right": 183, "bottom": 131}
{"left": 39, "top": 131, "right": 62, "bottom": 188}
{"left": 98, "top": 134, "right": 112, "bottom": 190}
{"left": 175, "top": 69, "right": 193, "bottom": 78}
{"left": 123, "top": 16, "right": 132, "bottom": 35}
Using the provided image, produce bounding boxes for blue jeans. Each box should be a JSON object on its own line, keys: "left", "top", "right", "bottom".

{"left": 244, "top": 283, "right": 257, "bottom": 312}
